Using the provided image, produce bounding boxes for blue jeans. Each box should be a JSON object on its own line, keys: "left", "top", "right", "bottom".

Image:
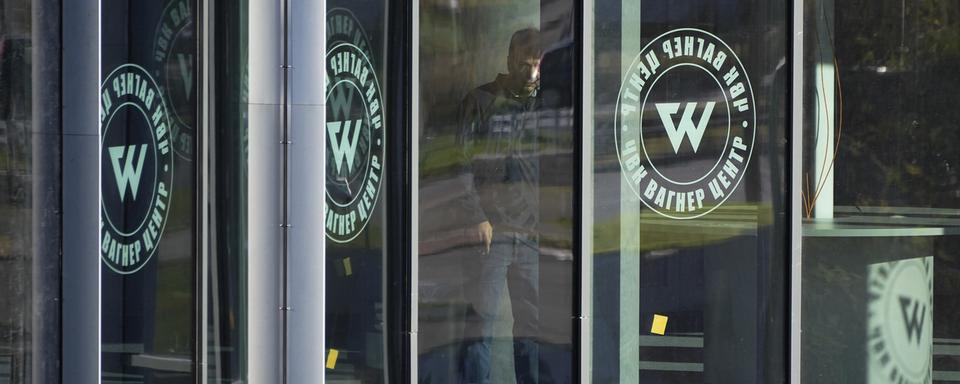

{"left": 462, "top": 232, "right": 539, "bottom": 384}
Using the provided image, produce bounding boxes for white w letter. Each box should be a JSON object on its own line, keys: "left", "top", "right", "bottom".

{"left": 109, "top": 144, "right": 149, "bottom": 202}
{"left": 656, "top": 101, "right": 716, "bottom": 153}
{"left": 327, "top": 120, "right": 364, "bottom": 175}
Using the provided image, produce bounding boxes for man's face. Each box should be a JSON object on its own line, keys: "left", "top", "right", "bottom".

{"left": 508, "top": 53, "right": 541, "bottom": 96}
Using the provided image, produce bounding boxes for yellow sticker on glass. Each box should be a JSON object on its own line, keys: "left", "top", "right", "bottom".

{"left": 651, "top": 314, "right": 668, "bottom": 335}
{"left": 326, "top": 348, "right": 339, "bottom": 369}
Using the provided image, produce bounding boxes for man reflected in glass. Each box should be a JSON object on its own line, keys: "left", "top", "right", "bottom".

{"left": 456, "top": 28, "right": 542, "bottom": 384}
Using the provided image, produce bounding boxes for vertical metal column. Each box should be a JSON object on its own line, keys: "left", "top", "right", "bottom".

{"left": 61, "top": 0, "right": 102, "bottom": 382}
{"left": 790, "top": 0, "right": 805, "bottom": 382}
{"left": 410, "top": 0, "right": 421, "bottom": 381}
{"left": 580, "top": 0, "right": 595, "bottom": 381}
{"left": 246, "top": 0, "right": 284, "bottom": 382}
{"left": 198, "top": 0, "right": 213, "bottom": 382}
{"left": 286, "top": 0, "right": 327, "bottom": 381}
{"left": 31, "top": 0, "right": 62, "bottom": 382}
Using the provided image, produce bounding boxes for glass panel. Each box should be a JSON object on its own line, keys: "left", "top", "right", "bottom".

{"left": 324, "top": 1, "right": 389, "bottom": 381}
{"left": 209, "top": 0, "right": 249, "bottom": 381}
{"left": 589, "top": 1, "right": 788, "bottom": 382}
{"left": 801, "top": 1, "right": 960, "bottom": 382}
{"left": 0, "top": 0, "right": 61, "bottom": 382}
{"left": 416, "top": 1, "right": 577, "bottom": 382}
{"left": 100, "top": 0, "right": 198, "bottom": 381}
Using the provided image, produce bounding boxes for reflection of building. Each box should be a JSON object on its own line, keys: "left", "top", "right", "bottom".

{"left": 3, "top": 0, "right": 960, "bottom": 383}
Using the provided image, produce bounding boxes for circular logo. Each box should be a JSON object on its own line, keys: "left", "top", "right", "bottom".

{"left": 868, "top": 257, "right": 933, "bottom": 384}
{"left": 153, "top": 0, "right": 195, "bottom": 161}
{"left": 100, "top": 64, "right": 175, "bottom": 274}
{"left": 325, "top": 43, "right": 385, "bottom": 243}
{"left": 615, "top": 28, "right": 755, "bottom": 219}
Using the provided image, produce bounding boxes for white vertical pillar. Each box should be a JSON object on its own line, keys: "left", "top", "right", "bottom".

{"left": 287, "top": 0, "right": 327, "bottom": 381}
{"left": 246, "top": 0, "right": 284, "bottom": 382}
{"left": 790, "top": 1, "right": 805, "bottom": 382}
{"left": 812, "top": 0, "right": 835, "bottom": 219}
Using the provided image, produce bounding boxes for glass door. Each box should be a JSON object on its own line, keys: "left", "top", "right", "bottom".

{"left": 586, "top": 0, "right": 789, "bottom": 382}
{"left": 415, "top": 0, "right": 578, "bottom": 382}
{"left": 99, "top": 0, "right": 200, "bottom": 381}
{"left": 317, "top": 1, "right": 392, "bottom": 382}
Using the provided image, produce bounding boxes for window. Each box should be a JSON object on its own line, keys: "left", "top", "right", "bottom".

{"left": 0, "top": 0, "right": 61, "bottom": 382}
{"left": 324, "top": 1, "right": 391, "bottom": 381}
{"left": 588, "top": 1, "right": 789, "bottom": 382}
{"left": 801, "top": 1, "right": 960, "bottom": 382}
{"left": 99, "top": 0, "right": 199, "bottom": 381}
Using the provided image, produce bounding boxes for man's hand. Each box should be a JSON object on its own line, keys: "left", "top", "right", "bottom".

{"left": 476, "top": 221, "right": 493, "bottom": 254}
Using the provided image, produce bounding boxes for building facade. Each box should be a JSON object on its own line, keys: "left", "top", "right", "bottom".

{"left": 1, "top": 0, "right": 959, "bottom": 382}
